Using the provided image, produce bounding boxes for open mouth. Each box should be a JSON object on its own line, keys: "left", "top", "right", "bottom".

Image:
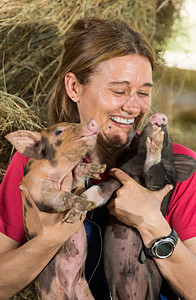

{"left": 109, "top": 116, "right": 135, "bottom": 125}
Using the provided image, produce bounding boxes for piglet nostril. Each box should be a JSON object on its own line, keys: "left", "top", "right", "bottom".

{"left": 149, "top": 112, "right": 168, "bottom": 126}
{"left": 87, "top": 119, "right": 99, "bottom": 133}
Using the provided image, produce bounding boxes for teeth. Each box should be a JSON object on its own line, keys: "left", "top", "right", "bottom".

{"left": 109, "top": 116, "right": 134, "bottom": 125}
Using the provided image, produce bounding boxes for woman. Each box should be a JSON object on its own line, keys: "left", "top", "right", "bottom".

{"left": 0, "top": 17, "right": 196, "bottom": 299}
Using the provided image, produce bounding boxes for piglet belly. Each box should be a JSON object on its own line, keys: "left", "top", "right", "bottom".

{"left": 104, "top": 217, "right": 162, "bottom": 300}
{"left": 56, "top": 225, "right": 93, "bottom": 299}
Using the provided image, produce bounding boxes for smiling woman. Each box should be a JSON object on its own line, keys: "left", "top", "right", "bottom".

{"left": 49, "top": 18, "right": 155, "bottom": 164}
{"left": 49, "top": 18, "right": 155, "bottom": 124}
{"left": 64, "top": 55, "right": 152, "bottom": 149}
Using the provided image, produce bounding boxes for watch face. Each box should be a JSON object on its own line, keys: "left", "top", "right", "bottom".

{"left": 154, "top": 241, "right": 174, "bottom": 258}
{"left": 147, "top": 229, "right": 178, "bottom": 259}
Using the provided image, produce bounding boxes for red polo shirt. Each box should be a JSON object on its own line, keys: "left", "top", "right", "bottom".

{"left": 0, "top": 144, "right": 196, "bottom": 243}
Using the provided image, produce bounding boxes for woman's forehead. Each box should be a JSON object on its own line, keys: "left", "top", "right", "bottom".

{"left": 92, "top": 54, "right": 153, "bottom": 84}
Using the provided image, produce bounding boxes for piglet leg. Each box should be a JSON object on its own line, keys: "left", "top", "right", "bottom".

{"left": 21, "top": 185, "right": 96, "bottom": 222}
{"left": 144, "top": 126, "right": 164, "bottom": 171}
{"left": 61, "top": 193, "right": 96, "bottom": 223}
{"left": 53, "top": 191, "right": 96, "bottom": 223}
{"left": 82, "top": 178, "right": 120, "bottom": 207}
{"left": 73, "top": 163, "right": 106, "bottom": 189}
{"left": 143, "top": 127, "right": 167, "bottom": 190}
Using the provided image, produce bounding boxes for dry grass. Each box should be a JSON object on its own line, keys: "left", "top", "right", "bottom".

{"left": 151, "top": 66, "right": 196, "bottom": 151}
{"left": 10, "top": 282, "right": 38, "bottom": 300}
{"left": 0, "top": 90, "right": 44, "bottom": 180}
{"left": 0, "top": 0, "right": 184, "bottom": 109}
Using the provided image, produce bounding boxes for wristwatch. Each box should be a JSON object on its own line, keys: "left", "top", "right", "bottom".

{"left": 145, "top": 228, "right": 178, "bottom": 259}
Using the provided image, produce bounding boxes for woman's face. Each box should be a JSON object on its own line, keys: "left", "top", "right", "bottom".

{"left": 75, "top": 54, "right": 152, "bottom": 148}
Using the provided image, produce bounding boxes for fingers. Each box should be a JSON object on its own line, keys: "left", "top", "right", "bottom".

{"left": 158, "top": 184, "right": 173, "bottom": 200}
{"left": 109, "top": 168, "right": 134, "bottom": 184}
{"left": 107, "top": 198, "right": 115, "bottom": 209}
{"left": 108, "top": 168, "right": 174, "bottom": 211}
{"left": 110, "top": 168, "right": 173, "bottom": 196}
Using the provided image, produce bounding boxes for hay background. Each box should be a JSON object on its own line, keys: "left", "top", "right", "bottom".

{"left": 1, "top": 0, "right": 183, "bottom": 110}
{"left": 0, "top": 0, "right": 195, "bottom": 298}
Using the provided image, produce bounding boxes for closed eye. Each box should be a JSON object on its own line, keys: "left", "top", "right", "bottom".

{"left": 112, "top": 90, "right": 126, "bottom": 95}
{"left": 115, "top": 92, "right": 125, "bottom": 95}
{"left": 138, "top": 92, "right": 149, "bottom": 96}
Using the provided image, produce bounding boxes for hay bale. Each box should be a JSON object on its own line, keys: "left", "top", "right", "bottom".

{"left": 0, "top": 90, "right": 44, "bottom": 180}
{"left": 0, "top": 0, "right": 184, "bottom": 111}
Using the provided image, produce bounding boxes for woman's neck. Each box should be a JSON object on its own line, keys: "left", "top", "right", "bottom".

{"left": 86, "top": 130, "right": 137, "bottom": 169}
{"left": 87, "top": 140, "right": 129, "bottom": 169}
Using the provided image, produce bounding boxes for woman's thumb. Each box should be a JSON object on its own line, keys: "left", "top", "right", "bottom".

{"left": 157, "top": 184, "right": 174, "bottom": 204}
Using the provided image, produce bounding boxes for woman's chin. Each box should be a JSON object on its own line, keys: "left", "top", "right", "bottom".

{"left": 99, "top": 131, "right": 135, "bottom": 149}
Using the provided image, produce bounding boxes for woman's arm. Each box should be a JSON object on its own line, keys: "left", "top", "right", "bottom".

{"left": 0, "top": 211, "right": 83, "bottom": 300}
{"left": 108, "top": 168, "right": 196, "bottom": 300}
{"left": 154, "top": 237, "right": 196, "bottom": 299}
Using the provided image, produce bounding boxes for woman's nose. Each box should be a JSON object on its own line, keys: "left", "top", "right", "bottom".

{"left": 121, "top": 93, "right": 141, "bottom": 114}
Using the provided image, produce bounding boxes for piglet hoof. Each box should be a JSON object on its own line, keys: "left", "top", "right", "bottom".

{"left": 86, "top": 163, "right": 107, "bottom": 179}
{"left": 79, "top": 194, "right": 96, "bottom": 210}
{"left": 62, "top": 208, "right": 84, "bottom": 223}
{"left": 144, "top": 127, "right": 165, "bottom": 172}
{"left": 146, "top": 127, "right": 164, "bottom": 156}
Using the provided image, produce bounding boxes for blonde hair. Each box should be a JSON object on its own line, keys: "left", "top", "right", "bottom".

{"left": 49, "top": 17, "right": 155, "bottom": 124}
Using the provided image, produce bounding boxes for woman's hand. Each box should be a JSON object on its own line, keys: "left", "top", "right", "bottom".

{"left": 107, "top": 168, "right": 173, "bottom": 246}
{"left": 37, "top": 210, "right": 85, "bottom": 250}
{"left": 107, "top": 169, "right": 196, "bottom": 299}
{"left": 21, "top": 183, "right": 84, "bottom": 250}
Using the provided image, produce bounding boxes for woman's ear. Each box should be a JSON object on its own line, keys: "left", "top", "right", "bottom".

{"left": 64, "top": 72, "right": 81, "bottom": 103}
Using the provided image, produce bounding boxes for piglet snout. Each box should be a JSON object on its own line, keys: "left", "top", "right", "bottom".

{"left": 149, "top": 113, "right": 168, "bottom": 127}
{"left": 86, "top": 119, "right": 99, "bottom": 135}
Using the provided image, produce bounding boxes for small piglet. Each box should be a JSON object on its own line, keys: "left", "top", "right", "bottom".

{"left": 84, "top": 112, "right": 196, "bottom": 299}
{"left": 6, "top": 119, "right": 106, "bottom": 300}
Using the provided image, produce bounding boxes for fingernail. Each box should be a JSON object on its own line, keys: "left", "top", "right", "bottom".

{"left": 109, "top": 168, "right": 117, "bottom": 174}
{"left": 169, "top": 184, "right": 173, "bottom": 190}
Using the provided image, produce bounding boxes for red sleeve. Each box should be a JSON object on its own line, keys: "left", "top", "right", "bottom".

{"left": 165, "top": 143, "right": 196, "bottom": 241}
{"left": 0, "top": 152, "right": 29, "bottom": 244}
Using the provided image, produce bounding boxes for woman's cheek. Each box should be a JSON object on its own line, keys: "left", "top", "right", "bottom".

{"left": 101, "top": 95, "right": 121, "bottom": 108}
{"left": 142, "top": 97, "right": 151, "bottom": 113}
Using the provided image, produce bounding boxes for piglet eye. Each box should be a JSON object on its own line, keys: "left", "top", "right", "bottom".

{"left": 55, "top": 130, "right": 63, "bottom": 136}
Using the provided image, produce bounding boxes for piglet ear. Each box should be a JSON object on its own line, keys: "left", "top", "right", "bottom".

{"left": 173, "top": 154, "right": 196, "bottom": 182}
{"left": 5, "top": 130, "right": 42, "bottom": 158}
